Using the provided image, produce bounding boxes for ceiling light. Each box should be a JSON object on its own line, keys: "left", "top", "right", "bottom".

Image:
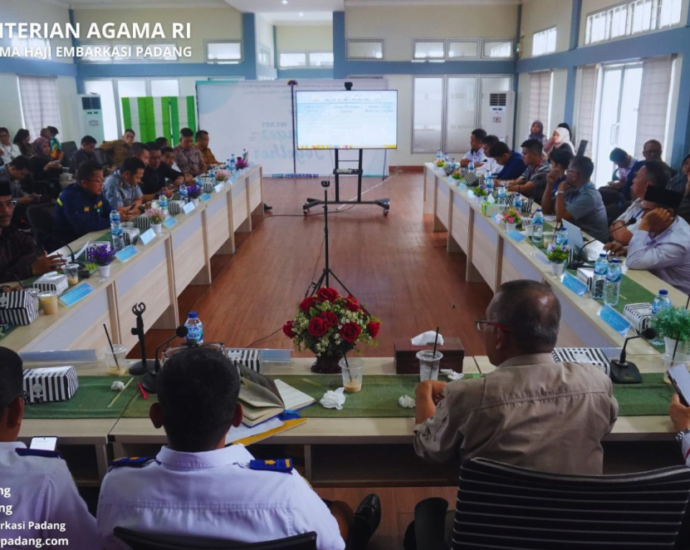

{"left": 281, "top": 0, "right": 288, "bottom": 4}
{"left": 299, "top": 12, "right": 304, "bottom": 16}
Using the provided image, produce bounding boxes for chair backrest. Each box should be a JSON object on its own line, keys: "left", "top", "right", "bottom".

{"left": 452, "top": 458, "right": 690, "bottom": 550}
{"left": 576, "top": 139, "right": 589, "bottom": 157}
{"left": 113, "top": 527, "right": 318, "bottom": 550}
{"left": 26, "top": 204, "right": 60, "bottom": 252}
{"left": 61, "top": 141, "right": 78, "bottom": 169}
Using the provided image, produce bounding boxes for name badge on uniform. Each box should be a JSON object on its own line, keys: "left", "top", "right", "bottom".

{"left": 249, "top": 459, "right": 293, "bottom": 473}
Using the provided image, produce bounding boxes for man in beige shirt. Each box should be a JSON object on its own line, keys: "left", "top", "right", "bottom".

{"left": 413, "top": 279, "right": 618, "bottom": 476}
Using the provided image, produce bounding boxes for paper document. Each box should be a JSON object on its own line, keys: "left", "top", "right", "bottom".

{"left": 226, "top": 418, "right": 284, "bottom": 444}
{"left": 274, "top": 380, "right": 316, "bottom": 411}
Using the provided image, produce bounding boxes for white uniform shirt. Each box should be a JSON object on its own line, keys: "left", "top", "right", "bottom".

{"left": 626, "top": 217, "right": 690, "bottom": 295}
{"left": 97, "top": 445, "right": 345, "bottom": 550}
{"left": 464, "top": 149, "right": 487, "bottom": 164}
{"left": 0, "top": 144, "right": 21, "bottom": 165}
{"left": 615, "top": 198, "right": 644, "bottom": 232}
{"left": 0, "top": 442, "right": 99, "bottom": 549}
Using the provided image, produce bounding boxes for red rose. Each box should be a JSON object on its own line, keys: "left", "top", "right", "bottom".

{"left": 321, "top": 311, "right": 338, "bottom": 327}
{"left": 308, "top": 317, "right": 328, "bottom": 338}
{"left": 344, "top": 294, "right": 361, "bottom": 312}
{"left": 282, "top": 321, "right": 296, "bottom": 338}
{"left": 367, "top": 321, "right": 381, "bottom": 338}
{"left": 339, "top": 322, "right": 362, "bottom": 343}
{"left": 299, "top": 296, "right": 317, "bottom": 313}
{"left": 316, "top": 287, "right": 339, "bottom": 303}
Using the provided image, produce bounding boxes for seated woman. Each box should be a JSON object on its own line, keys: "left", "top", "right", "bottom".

{"left": 29, "top": 138, "right": 62, "bottom": 198}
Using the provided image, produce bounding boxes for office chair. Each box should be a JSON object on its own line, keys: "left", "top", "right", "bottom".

{"left": 26, "top": 204, "right": 62, "bottom": 253}
{"left": 61, "top": 140, "right": 78, "bottom": 170}
{"left": 113, "top": 527, "right": 318, "bottom": 550}
{"left": 576, "top": 139, "right": 589, "bottom": 157}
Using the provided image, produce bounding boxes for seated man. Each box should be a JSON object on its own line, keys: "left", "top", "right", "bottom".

{"left": 0, "top": 181, "right": 65, "bottom": 283}
{"left": 606, "top": 147, "right": 637, "bottom": 191}
{"left": 0, "top": 156, "right": 39, "bottom": 206}
{"left": 609, "top": 160, "right": 670, "bottom": 246}
{"left": 104, "top": 157, "right": 145, "bottom": 210}
{"left": 487, "top": 141, "right": 526, "bottom": 182}
{"left": 141, "top": 145, "right": 184, "bottom": 196}
{"left": 101, "top": 129, "right": 135, "bottom": 169}
{"left": 196, "top": 130, "right": 219, "bottom": 167}
{"left": 97, "top": 347, "right": 380, "bottom": 550}
{"left": 414, "top": 279, "right": 617, "bottom": 474}
{"left": 55, "top": 161, "right": 122, "bottom": 243}
{"left": 0, "top": 127, "right": 21, "bottom": 165}
{"left": 0, "top": 347, "right": 99, "bottom": 547}
{"left": 620, "top": 140, "right": 665, "bottom": 201}
{"left": 502, "top": 138, "right": 550, "bottom": 197}
{"left": 129, "top": 143, "right": 172, "bottom": 202}
{"left": 542, "top": 155, "right": 609, "bottom": 243}
{"left": 175, "top": 128, "right": 207, "bottom": 177}
{"left": 625, "top": 186, "right": 690, "bottom": 295}
{"left": 476, "top": 134, "right": 499, "bottom": 175}
{"left": 670, "top": 394, "right": 690, "bottom": 467}
{"left": 538, "top": 147, "right": 573, "bottom": 207}
{"left": 73, "top": 135, "right": 98, "bottom": 171}
{"left": 460, "top": 128, "right": 487, "bottom": 167}
{"left": 159, "top": 146, "right": 190, "bottom": 185}
{"left": 667, "top": 154, "right": 689, "bottom": 194}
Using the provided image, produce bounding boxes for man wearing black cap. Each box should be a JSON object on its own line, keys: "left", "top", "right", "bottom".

{"left": 0, "top": 181, "right": 65, "bottom": 283}
{"left": 626, "top": 186, "right": 690, "bottom": 295}
{"left": 0, "top": 347, "right": 100, "bottom": 547}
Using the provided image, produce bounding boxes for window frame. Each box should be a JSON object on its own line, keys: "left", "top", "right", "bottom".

{"left": 307, "top": 52, "right": 334, "bottom": 68}
{"left": 205, "top": 40, "right": 244, "bottom": 64}
{"left": 412, "top": 39, "right": 447, "bottom": 61}
{"left": 532, "top": 26, "right": 557, "bottom": 57}
{"left": 278, "top": 52, "right": 308, "bottom": 69}
{"left": 447, "top": 39, "right": 480, "bottom": 60}
{"left": 346, "top": 39, "right": 385, "bottom": 60}
{"left": 481, "top": 39, "right": 515, "bottom": 60}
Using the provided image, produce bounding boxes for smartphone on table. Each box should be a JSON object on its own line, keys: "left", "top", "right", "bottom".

{"left": 667, "top": 365, "right": 690, "bottom": 406}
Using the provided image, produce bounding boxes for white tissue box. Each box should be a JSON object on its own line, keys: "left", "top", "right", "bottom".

{"left": 169, "top": 200, "right": 185, "bottom": 215}
{"left": 577, "top": 267, "right": 594, "bottom": 289}
{"left": 623, "top": 303, "right": 653, "bottom": 332}
{"left": 552, "top": 348, "right": 611, "bottom": 375}
{"left": 32, "top": 272, "right": 68, "bottom": 295}
{"left": 227, "top": 348, "right": 261, "bottom": 373}
{"left": 23, "top": 366, "right": 78, "bottom": 404}
{"left": 0, "top": 291, "right": 38, "bottom": 326}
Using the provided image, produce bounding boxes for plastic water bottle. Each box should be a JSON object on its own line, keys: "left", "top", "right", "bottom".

{"left": 450, "top": 157, "right": 457, "bottom": 170}
{"left": 109, "top": 210, "right": 124, "bottom": 251}
{"left": 651, "top": 289, "right": 672, "bottom": 344}
{"left": 555, "top": 227, "right": 568, "bottom": 246}
{"left": 604, "top": 258, "right": 622, "bottom": 306}
{"left": 592, "top": 254, "right": 608, "bottom": 300}
{"left": 485, "top": 173, "right": 493, "bottom": 190}
{"left": 436, "top": 149, "right": 443, "bottom": 162}
{"left": 184, "top": 312, "right": 204, "bottom": 345}
{"left": 159, "top": 193, "right": 168, "bottom": 216}
{"left": 242, "top": 148, "right": 247, "bottom": 161}
{"left": 229, "top": 155, "right": 236, "bottom": 176}
{"left": 468, "top": 161, "right": 475, "bottom": 173}
{"left": 514, "top": 194, "right": 523, "bottom": 212}
{"left": 497, "top": 185, "right": 507, "bottom": 205}
{"left": 531, "top": 209, "right": 544, "bottom": 244}
{"left": 179, "top": 183, "right": 188, "bottom": 203}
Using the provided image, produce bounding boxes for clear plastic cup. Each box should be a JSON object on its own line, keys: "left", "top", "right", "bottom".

{"left": 417, "top": 350, "right": 443, "bottom": 381}
{"left": 103, "top": 345, "right": 129, "bottom": 376}
{"left": 38, "top": 292, "right": 58, "bottom": 315}
{"left": 339, "top": 358, "right": 363, "bottom": 393}
{"left": 64, "top": 263, "right": 80, "bottom": 286}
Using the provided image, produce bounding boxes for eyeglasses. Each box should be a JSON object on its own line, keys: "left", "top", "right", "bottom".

{"left": 0, "top": 200, "right": 17, "bottom": 209}
{"left": 475, "top": 320, "right": 511, "bottom": 333}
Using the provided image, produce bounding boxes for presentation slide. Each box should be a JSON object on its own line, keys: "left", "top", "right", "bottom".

{"left": 295, "top": 90, "right": 398, "bottom": 150}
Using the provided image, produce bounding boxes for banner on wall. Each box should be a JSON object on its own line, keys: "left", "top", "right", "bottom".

{"left": 196, "top": 80, "right": 390, "bottom": 177}
{"left": 121, "top": 96, "right": 197, "bottom": 145}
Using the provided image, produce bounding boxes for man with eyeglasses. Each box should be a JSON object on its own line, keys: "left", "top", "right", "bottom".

{"left": 413, "top": 280, "right": 618, "bottom": 475}
{"left": 0, "top": 347, "right": 100, "bottom": 548}
{"left": 0, "top": 180, "right": 65, "bottom": 284}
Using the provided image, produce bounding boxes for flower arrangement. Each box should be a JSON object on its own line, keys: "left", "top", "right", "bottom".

{"left": 473, "top": 186, "right": 488, "bottom": 198}
{"left": 652, "top": 307, "right": 690, "bottom": 341}
{"left": 186, "top": 184, "right": 202, "bottom": 200}
{"left": 146, "top": 208, "right": 165, "bottom": 224}
{"left": 215, "top": 170, "right": 229, "bottom": 182}
{"left": 235, "top": 157, "right": 249, "bottom": 170}
{"left": 435, "top": 159, "right": 446, "bottom": 168}
{"left": 546, "top": 245, "right": 569, "bottom": 264}
{"left": 502, "top": 207, "right": 521, "bottom": 225}
{"left": 283, "top": 287, "right": 380, "bottom": 359}
{"left": 87, "top": 244, "right": 116, "bottom": 266}
{"left": 452, "top": 171, "right": 463, "bottom": 180}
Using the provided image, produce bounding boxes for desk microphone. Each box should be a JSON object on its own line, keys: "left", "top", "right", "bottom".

{"left": 609, "top": 327, "right": 657, "bottom": 384}
{"left": 32, "top": 225, "right": 78, "bottom": 263}
{"left": 568, "top": 218, "right": 636, "bottom": 270}
{"left": 140, "top": 325, "right": 188, "bottom": 394}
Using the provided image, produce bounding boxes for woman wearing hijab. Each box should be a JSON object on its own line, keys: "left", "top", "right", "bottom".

{"left": 526, "top": 120, "right": 547, "bottom": 146}
{"left": 29, "top": 138, "right": 62, "bottom": 198}
{"left": 13, "top": 129, "right": 32, "bottom": 158}
{"left": 543, "top": 126, "right": 576, "bottom": 157}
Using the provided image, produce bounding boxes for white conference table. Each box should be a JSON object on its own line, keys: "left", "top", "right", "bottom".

{"left": 2, "top": 166, "right": 264, "bottom": 355}
{"left": 423, "top": 163, "right": 687, "bottom": 354}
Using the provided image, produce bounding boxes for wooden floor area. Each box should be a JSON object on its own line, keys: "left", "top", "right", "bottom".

{"left": 131, "top": 173, "right": 493, "bottom": 359}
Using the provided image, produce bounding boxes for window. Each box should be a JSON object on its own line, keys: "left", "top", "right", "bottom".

{"left": 528, "top": 72, "right": 553, "bottom": 134}
{"left": 413, "top": 77, "right": 444, "bottom": 153}
{"left": 308, "top": 53, "right": 334, "bottom": 67}
{"left": 347, "top": 40, "right": 384, "bottom": 60}
{"left": 150, "top": 79, "right": 180, "bottom": 97}
{"left": 585, "top": 0, "right": 682, "bottom": 45}
{"left": 575, "top": 66, "right": 598, "bottom": 157}
{"left": 532, "top": 27, "right": 557, "bottom": 56}
{"left": 258, "top": 45, "right": 272, "bottom": 66}
{"left": 413, "top": 40, "right": 445, "bottom": 60}
{"left": 483, "top": 40, "right": 513, "bottom": 59}
{"left": 447, "top": 40, "right": 479, "bottom": 59}
{"left": 279, "top": 53, "right": 307, "bottom": 68}
{"left": 17, "top": 76, "right": 62, "bottom": 140}
{"left": 10, "top": 36, "right": 51, "bottom": 59}
{"left": 206, "top": 41, "right": 242, "bottom": 64}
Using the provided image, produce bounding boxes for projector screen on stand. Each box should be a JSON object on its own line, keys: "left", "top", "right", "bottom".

{"left": 295, "top": 90, "right": 398, "bottom": 150}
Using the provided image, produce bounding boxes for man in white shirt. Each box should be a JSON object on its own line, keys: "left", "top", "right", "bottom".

{"left": 0, "top": 347, "right": 100, "bottom": 549}
{"left": 610, "top": 160, "right": 670, "bottom": 246}
{"left": 669, "top": 394, "right": 690, "bottom": 467}
{"left": 97, "top": 347, "right": 381, "bottom": 550}
{"left": 626, "top": 186, "right": 690, "bottom": 295}
{"left": 0, "top": 128, "right": 20, "bottom": 166}
{"left": 460, "top": 129, "right": 487, "bottom": 167}
{"left": 476, "top": 135, "right": 499, "bottom": 175}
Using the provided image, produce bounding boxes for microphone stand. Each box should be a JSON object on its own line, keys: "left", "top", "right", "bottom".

{"left": 610, "top": 328, "right": 656, "bottom": 384}
{"left": 128, "top": 303, "right": 148, "bottom": 376}
{"left": 568, "top": 219, "right": 636, "bottom": 270}
{"left": 140, "top": 325, "right": 189, "bottom": 394}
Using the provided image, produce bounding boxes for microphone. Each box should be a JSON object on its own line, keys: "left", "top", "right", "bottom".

{"left": 140, "top": 325, "right": 188, "bottom": 394}
{"left": 32, "top": 225, "right": 77, "bottom": 263}
{"left": 568, "top": 218, "right": 637, "bottom": 270}
{"left": 609, "top": 327, "right": 657, "bottom": 384}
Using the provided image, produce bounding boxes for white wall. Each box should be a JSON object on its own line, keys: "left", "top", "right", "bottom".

{"left": 276, "top": 25, "right": 333, "bottom": 53}
{"left": 346, "top": 5, "right": 518, "bottom": 61}
{"left": 520, "top": 0, "right": 572, "bottom": 58}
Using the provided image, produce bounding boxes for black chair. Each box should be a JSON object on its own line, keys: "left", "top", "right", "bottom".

{"left": 576, "top": 139, "right": 589, "bottom": 157}
{"left": 413, "top": 458, "right": 690, "bottom": 550}
{"left": 26, "top": 204, "right": 62, "bottom": 253}
{"left": 113, "top": 527, "right": 318, "bottom": 550}
{"left": 61, "top": 140, "right": 77, "bottom": 170}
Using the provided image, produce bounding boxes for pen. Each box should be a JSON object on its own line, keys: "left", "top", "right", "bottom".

{"left": 138, "top": 381, "right": 149, "bottom": 400}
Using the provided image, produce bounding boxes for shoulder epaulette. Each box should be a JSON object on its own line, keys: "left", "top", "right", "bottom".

{"left": 15, "top": 448, "right": 62, "bottom": 459}
{"left": 109, "top": 456, "right": 154, "bottom": 469}
{"left": 249, "top": 459, "right": 293, "bottom": 473}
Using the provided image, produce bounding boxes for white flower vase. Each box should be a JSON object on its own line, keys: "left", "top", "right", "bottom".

{"left": 152, "top": 223, "right": 162, "bottom": 235}
{"left": 664, "top": 337, "right": 690, "bottom": 356}
{"left": 550, "top": 261, "right": 565, "bottom": 277}
{"left": 98, "top": 265, "right": 111, "bottom": 278}
{"left": 192, "top": 198, "right": 199, "bottom": 207}
{"left": 505, "top": 223, "right": 517, "bottom": 233}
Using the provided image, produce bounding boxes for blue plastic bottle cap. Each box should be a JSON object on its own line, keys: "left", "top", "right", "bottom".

{"left": 659, "top": 290, "right": 668, "bottom": 295}
{"left": 599, "top": 253, "right": 607, "bottom": 258}
{"left": 611, "top": 258, "right": 621, "bottom": 263}
{"left": 188, "top": 312, "right": 198, "bottom": 318}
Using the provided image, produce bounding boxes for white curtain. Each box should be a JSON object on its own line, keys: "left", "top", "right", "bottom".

{"left": 635, "top": 56, "right": 673, "bottom": 156}
{"left": 575, "top": 66, "right": 598, "bottom": 157}
{"left": 18, "top": 76, "right": 62, "bottom": 141}
{"left": 528, "top": 71, "right": 551, "bottom": 135}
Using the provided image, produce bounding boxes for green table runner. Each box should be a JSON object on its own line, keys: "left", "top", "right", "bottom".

{"left": 23, "top": 376, "right": 138, "bottom": 419}
{"left": 613, "top": 373, "right": 674, "bottom": 416}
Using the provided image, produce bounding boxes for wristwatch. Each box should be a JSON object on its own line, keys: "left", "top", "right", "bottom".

{"left": 676, "top": 428, "right": 690, "bottom": 444}
{"left": 555, "top": 190, "right": 565, "bottom": 196}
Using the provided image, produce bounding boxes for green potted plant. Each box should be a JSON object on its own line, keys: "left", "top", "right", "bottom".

{"left": 546, "top": 245, "right": 569, "bottom": 277}
{"left": 652, "top": 306, "right": 690, "bottom": 355}
{"left": 146, "top": 208, "right": 166, "bottom": 235}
